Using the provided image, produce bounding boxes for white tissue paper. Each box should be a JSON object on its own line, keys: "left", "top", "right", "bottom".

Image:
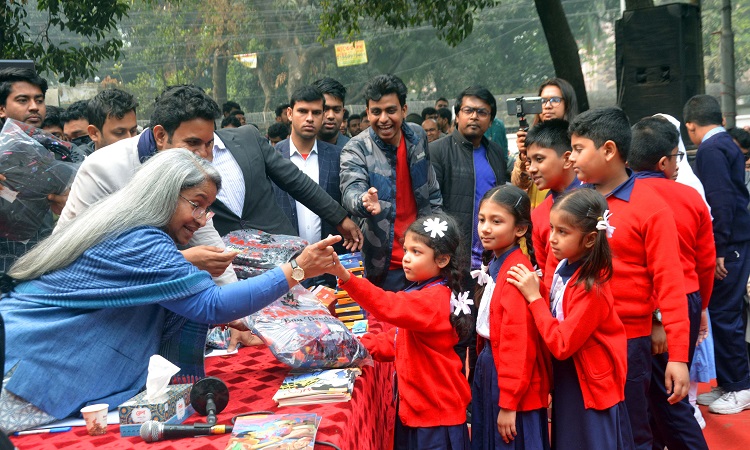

{"left": 145, "top": 355, "right": 180, "bottom": 403}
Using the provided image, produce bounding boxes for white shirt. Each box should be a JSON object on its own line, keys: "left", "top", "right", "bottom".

{"left": 211, "top": 133, "right": 246, "bottom": 218}
{"left": 289, "top": 139, "right": 321, "bottom": 244}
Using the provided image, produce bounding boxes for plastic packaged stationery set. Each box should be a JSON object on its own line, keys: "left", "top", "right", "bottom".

{"left": 0, "top": 119, "right": 79, "bottom": 240}
{"left": 243, "top": 285, "right": 371, "bottom": 369}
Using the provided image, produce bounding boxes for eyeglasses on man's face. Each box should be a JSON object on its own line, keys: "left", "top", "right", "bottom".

{"left": 541, "top": 96, "right": 563, "bottom": 106}
{"left": 180, "top": 195, "right": 214, "bottom": 220}
{"left": 459, "top": 106, "right": 490, "bottom": 118}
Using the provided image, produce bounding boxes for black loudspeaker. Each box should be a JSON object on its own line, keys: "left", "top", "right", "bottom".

{"left": 616, "top": 3, "right": 704, "bottom": 143}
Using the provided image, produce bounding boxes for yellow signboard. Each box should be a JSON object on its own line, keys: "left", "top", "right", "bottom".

{"left": 233, "top": 53, "right": 257, "bottom": 69}
{"left": 334, "top": 41, "right": 368, "bottom": 67}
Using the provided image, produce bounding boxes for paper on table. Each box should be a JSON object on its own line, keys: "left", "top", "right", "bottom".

{"left": 205, "top": 347, "right": 238, "bottom": 358}
{"left": 34, "top": 411, "right": 120, "bottom": 429}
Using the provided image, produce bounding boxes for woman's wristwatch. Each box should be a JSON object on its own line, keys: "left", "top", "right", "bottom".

{"left": 290, "top": 258, "right": 305, "bottom": 282}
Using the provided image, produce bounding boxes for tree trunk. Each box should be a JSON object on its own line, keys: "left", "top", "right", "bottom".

{"left": 534, "top": 0, "right": 590, "bottom": 112}
{"left": 212, "top": 46, "right": 229, "bottom": 107}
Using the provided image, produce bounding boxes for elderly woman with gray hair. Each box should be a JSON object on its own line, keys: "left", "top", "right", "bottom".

{"left": 0, "top": 149, "right": 341, "bottom": 433}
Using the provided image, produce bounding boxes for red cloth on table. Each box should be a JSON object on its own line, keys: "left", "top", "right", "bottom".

{"left": 10, "top": 345, "right": 395, "bottom": 450}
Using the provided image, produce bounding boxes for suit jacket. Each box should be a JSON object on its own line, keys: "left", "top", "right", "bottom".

{"left": 212, "top": 126, "right": 348, "bottom": 237}
{"left": 272, "top": 138, "right": 343, "bottom": 244}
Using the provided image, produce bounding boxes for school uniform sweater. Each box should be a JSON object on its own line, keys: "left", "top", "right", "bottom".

{"left": 528, "top": 269, "right": 627, "bottom": 410}
{"left": 604, "top": 177, "right": 690, "bottom": 362}
{"left": 635, "top": 173, "right": 716, "bottom": 309}
{"left": 531, "top": 178, "right": 582, "bottom": 289}
{"left": 477, "top": 249, "right": 552, "bottom": 411}
{"left": 693, "top": 130, "right": 750, "bottom": 256}
{"left": 531, "top": 194, "right": 555, "bottom": 288}
{"left": 340, "top": 276, "right": 471, "bottom": 428}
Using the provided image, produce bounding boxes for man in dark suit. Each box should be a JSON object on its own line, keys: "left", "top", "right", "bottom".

{"left": 210, "top": 89, "right": 362, "bottom": 249}
{"left": 273, "top": 85, "right": 345, "bottom": 247}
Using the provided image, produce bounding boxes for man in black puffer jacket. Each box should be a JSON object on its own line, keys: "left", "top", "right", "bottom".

{"left": 428, "top": 85, "right": 509, "bottom": 383}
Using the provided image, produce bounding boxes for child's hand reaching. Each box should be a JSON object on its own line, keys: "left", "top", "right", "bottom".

{"left": 506, "top": 264, "right": 542, "bottom": 304}
{"left": 497, "top": 409, "right": 517, "bottom": 443}
{"left": 327, "top": 253, "right": 351, "bottom": 282}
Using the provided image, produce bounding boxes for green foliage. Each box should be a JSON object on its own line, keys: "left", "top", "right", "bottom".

{"left": 701, "top": 0, "right": 750, "bottom": 84}
{"left": 319, "top": 0, "right": 501, "bottom": 46}
{"left": 1, "top": 0, "right": 128, "bottom": 84}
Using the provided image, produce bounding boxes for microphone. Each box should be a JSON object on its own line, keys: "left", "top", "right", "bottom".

{"left": 139, "top": 421, "right": 232, "bottom": 443}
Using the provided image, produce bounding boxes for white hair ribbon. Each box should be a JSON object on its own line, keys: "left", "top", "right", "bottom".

{"left": 596, "top": 210, "right": 616, "bottom": 238}
{"left": 471, "top": 264, "right": 491, "bottom": 286}
{"left": 423, "top": 217, "right": 448, "bottom": 239}
{"left": 450, "top": 291, "right": 473, "bottom": 316}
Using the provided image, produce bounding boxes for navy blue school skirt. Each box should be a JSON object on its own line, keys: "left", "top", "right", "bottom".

{"left": 394, "top": 414, "right": 470, "bottom": 450}
{"left": 551, "top": 357, "right": 635, "bottom": 450}
{"left": 471, "top": 344, "right": 550, "bottom": 450}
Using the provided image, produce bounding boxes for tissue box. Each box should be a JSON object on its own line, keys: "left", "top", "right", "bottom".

{"left": 119, "top": 404, "right": 195, "bottom": 437}
{"left": 118, "top": 383, "right": 193, "bottom": 436}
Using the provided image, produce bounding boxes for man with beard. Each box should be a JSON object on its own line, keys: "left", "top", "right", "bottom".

{"left": 313, "top": 77, "right": 349, "bottom": 149}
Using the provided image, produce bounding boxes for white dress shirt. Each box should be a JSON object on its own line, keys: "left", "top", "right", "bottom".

{"left": 289, "top": 139, "right": 320, "bottom": 244}
{"left": 211, "top": 133, "right": 246, "bottom": 218}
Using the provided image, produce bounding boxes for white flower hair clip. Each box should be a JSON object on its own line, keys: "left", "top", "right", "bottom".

{"left": 471, "top": 264, "right": 491, "bottom": 286}
{"left": 596, "top": 210, "right": 616, "bottom": 238}
{"left": 450, "top": 291, "right": 473, "bottom": 316}
{"left": 423, "top": 217, "right": 448, "bottom": 239}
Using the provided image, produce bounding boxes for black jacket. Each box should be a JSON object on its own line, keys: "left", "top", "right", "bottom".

{"left": 429, "top": 130, "right": 508, "bottom": 265}
{"left": 211, "top": 126, "right": 347, "bottom": 237}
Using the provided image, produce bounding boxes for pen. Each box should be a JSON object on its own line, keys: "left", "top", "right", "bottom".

{"left": 13, "top": 426, "right": 72, "bottom": 436}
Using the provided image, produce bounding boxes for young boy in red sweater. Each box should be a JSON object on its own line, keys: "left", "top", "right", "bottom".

{"left": 629, "top": 116, "right": 714, "bottom": 450}
{"left": 568, "top": 107, "right": 691, "bottom": 450}
{"left": 526, "top": 118, "right": 582, "bottom": 288}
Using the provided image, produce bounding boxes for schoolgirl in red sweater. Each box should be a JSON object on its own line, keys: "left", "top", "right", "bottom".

{"left": 331, "top": 213, "right": 473, "bottom": 450}
{"left": 472, "top": 185, "right": 551, "bottom": 450}
{"left": 507, "top": 189, "right": 634, "bottom": 450}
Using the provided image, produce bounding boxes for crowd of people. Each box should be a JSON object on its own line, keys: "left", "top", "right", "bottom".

{"left": 1, "top": 65, "right": 750, "bottom": 450}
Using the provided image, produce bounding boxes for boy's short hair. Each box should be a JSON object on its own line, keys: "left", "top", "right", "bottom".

{"left": 347, "top": 113, "right": 359, "bottom": 125}
{"left": 148, "top": 85, "right": 220, "bottom": 137}
{"left": 289, "top": 85, "right": 324, "bottom": 110}
{"left": 275, "top": 103, "right": 290, "bottom": 118}
{"left": 313, "top": 77, "right": 346, "bottom": 104}
{"left": 61, "top": 100, "right": 89, "bottom": 125}
{"left": 0, "top": 67, "right": 47, "bottom": 106}
{"left": 568, "top": 107, "right": 631, "bottom": 162}
{"left": 267, "top": 122, "right": 289, "bottom": 140}
{"left": 437, "top": 107, "right": 452, "bottom": 121}
{"left": 220, "top": 115, "right": 241, "bottom": 128}
{"left": 41, "top": 105, "right": 62, "bottom": 129}
{"left": 87, "top": 88, "right": 138, "bottom": 131}
{"left": 628, "top": 116, "right": 680, "bottom": 172}
{"left": 222, "top": 100, "right": 241, "bottom": 115}
{"left": 683, "top": 94, "right": 723, "bottom": 127}
{"left": 728, "top": 127, "right": 750, "bottom": 150}
{"left": 364, "top": 74, "right": 407, "bottom": 107}
{"left": 525, "top": 118, "right": 571, "bottom": 156}
{"left": 421, "top": 107, "right": 437, "bottom": 119}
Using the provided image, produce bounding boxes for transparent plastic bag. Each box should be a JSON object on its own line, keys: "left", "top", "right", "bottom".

{"left": 245, "top": 285, "right": 372, "bottom": 369}
{"left": 0, "top": 119, "right": 80, "bottom": 240}
{"left": 222, "top": 229, "right": 309, "bottom": 280}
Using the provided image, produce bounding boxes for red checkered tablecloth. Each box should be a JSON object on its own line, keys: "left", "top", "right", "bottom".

{"left": 10, "top": 345, "right": 395, "bottom": 450}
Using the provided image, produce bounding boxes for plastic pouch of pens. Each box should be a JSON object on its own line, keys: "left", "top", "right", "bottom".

{"left": 0, "top": 119, "right": 79, "bottom": 240}
{"left": 245, "top": 285, "right": 372, "bottom": 369}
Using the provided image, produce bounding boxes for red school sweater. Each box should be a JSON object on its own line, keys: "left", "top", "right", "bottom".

{"left": 477, "top": 249, "right": 552, "bottom": 411}
{"left": 606, "top": 179, "right": 690, "bottom": 362}
{"left": 531, "top": 194, "right": 556, "bottom": 289}
{"left": 528, "top": 270, "right": 627, "bottom": 410}
{"left": 638, "top": 177, "right": 715, "bottom": 309}
{"left": 339, "top": 276, "right": 471, "bottom": 428}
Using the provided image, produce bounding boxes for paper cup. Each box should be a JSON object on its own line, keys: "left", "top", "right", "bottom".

{"left": 80, "top": 403, "right": 108, "bottom": 436}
